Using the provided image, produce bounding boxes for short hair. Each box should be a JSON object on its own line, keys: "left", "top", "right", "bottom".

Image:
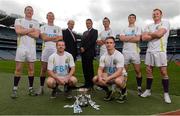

{"left": 153, "top": 8, "right": 162, "bottom": 14}
{"left": 67, "top": 20, "right": 75, "bottom": 25}
{"left": 103, "top": 17, "right": 110, "bottom": 23}
{"left": 128, "top": 14, "right": 136, "bottom": 19}
{"left": 86, "top": 18, "right": 92, "bottom": 23}
{"left": 47, "top": 12, "right": 54, "bottom": 16}
{"left": 56, "top": 40, "right": 65, "bottom": 45}
{"left": 46, "top": 12, "right": 54, "bottom": 18}
{"left": 105, "top": 36, "right": 115, "bottom": 42}
{"left": 24, "top": 6, "right": 33, "bottom": 12}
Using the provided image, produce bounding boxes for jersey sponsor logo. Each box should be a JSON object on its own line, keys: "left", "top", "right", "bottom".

{"left": 47, "top": 34, "right": 56, "bottom": 37}
{"left": 105, "top": 67, "right": 116, "bottom": 75}
{"left": 54, "top": 64, "right": 69, "bottom": 75}
{"left": 125, "top": 30, "right": 135, "bottom": 36}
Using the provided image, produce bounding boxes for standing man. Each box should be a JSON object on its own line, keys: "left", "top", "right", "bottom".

{"left": 80, "top": 19, "right": 98, "bottom": 88}
{"left": 11, "top": 6, "right": 40, "bottom": 99}
{"left": 97, "top": 17, "right": 114, "bottom": 57}
{"left": 36, "top": 12, "right": 63, "bottom": 95}
{"left": 93, "top": 36, "right": 127, "bottom": 103}
{"left": 120, "top": 14, "right": 143, "bottom": 96}
{"left": 47, "top": 40, "right": 77, "bottom": 98}
{"left": 63, "top": 20, "right": 77, "bottom": 61}
{"left": 141, "top": 9, "right": 171, "bottom": 103}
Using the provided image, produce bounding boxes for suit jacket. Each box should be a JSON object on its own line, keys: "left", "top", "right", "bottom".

{"left": 63, "top": 29, "right": 77, "bottom": 61}
{"left": 81, "top": 28, "right": 98, "bottom": 59}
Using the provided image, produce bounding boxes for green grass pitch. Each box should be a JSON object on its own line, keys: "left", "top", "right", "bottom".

{"left": 0, "top": 60, "right": 180, "bottom": 115}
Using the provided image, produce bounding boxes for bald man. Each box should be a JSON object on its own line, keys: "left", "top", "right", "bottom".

{"left": 63, "top": 20, "right": 78, "bottom": 61}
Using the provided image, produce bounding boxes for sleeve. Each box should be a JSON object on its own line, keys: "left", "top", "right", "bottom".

{"left": 34, "top": 21, "right": 40, "bottom": 29}
{"left": 14, "top": 19, "right": 21, "bottom": 26}
{"left": 109, "top": 29, "right": 115, "bottom": 37}
{"left": 115, "top": 53, "right": 124, "bottom": 68}
{"left": 69, "top": 54, "right": 75, "bottom": 67}
{"left": 47, "top": 55, "right": 54, "bottom": 71}
{"left": 99, "top": 55, "right": 105, "bottom": 67}
{"left": 136, "top": 26, "right": 142, "bottom": 35}
{"left": 57, "top": 27, "right": 62, "bottom": 36}
{"left": 40, "top": 26, "right": 45, "bottom": 34}
{"left": 144, "top": 25, "right": 150, "bottom": 33}
{"left": 161, "top": 21, "right": 170, "bottom": 31}
{"left": 97, "top": 32, "right": 102, "bottom": 40}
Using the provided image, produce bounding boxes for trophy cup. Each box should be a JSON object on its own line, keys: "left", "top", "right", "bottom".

{"left": 77, "top": 88, "right": 89, "bottom": 107}
{"left": 64, "top": 88, "right": 100, "bottom": 113}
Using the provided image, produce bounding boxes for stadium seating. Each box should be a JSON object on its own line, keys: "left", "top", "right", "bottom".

{"left": 0, "top": 25, "right": 180, "bottom": 60}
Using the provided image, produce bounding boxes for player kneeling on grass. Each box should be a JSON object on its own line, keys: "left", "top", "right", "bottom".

{"left": 46, "top": 40, "right": 77, "bottom": 98}
{"left": 93, "top": 36, "right": 128, "bottom": 103}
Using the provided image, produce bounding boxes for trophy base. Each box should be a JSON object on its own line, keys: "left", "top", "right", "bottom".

{"left": 79, "top": 104, "right": 88, "bottom": 107}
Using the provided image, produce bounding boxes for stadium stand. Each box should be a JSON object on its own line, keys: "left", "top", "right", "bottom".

{"left": 0, "top": 10, "right": 179, "bottom": 60}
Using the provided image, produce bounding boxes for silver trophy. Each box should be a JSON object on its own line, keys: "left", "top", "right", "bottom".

{"left": 77, "top": 88, "right": 89, "bottom": 107}
{"left": 64, "top": 88, "right": 100, "bottom": 113}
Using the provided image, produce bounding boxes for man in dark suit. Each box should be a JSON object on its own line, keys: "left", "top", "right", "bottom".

{"left": 80, "top": 19, "right": 98, "bottom": 88}
{"left": 63, "top": 20, "right": 77, "bottom": 61}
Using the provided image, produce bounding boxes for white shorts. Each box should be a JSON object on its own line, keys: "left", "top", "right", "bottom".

{"left": 41, "top": 47, "right": 57, "bottom": 62}
{"left": 145, "top": 52, "right": 167, "bottom": 67}
{"left": 123, "top": 52, "right": 140, "bottom": 65}
{"left": 15, "top": 47, "right": 36, "bottom": 62}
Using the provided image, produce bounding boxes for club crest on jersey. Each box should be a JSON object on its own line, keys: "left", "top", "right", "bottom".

{"left": 29, "top": 24, "right": 33, "bottom": 28}
{"left": 156, "top": 24, "right": 162, "bottom": 30}
{"left": 65, "top": 57, "right": 70, "bottom": 64}
{"left": 132, "top": 29, "right": 135, "bottom": 34}
{"left": 53, "top": 29, "right": 57, "bottom": 33}
{"left": 108, "top": 32, "right": 110, "bottom": 36}
{"left": 113, "top": 59, "right": 117, "bottom": 65}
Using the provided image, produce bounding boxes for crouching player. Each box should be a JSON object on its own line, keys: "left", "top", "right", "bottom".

{"left": 47, "top": 40, "right": 77, "bottom": 98}
{"left": 93, "top": 36, "right": 127, "bottom": 103}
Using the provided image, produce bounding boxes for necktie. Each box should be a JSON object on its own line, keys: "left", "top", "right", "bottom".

{"left": 69, "top": 29, "right": 76, "bottom": 41}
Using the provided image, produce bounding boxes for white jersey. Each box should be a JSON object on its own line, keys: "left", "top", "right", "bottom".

{"left": 144, "top": 20, "right": 170, "bottom": 52}
{"left": 40, "top": 24, "right": 62, "bottom": 49}
{"left": 98, "top": 28, "right": 114, "bottom": 57}
{"left": 48, "top": 52, "right": 75, "bottom": 76}
{"left": 14, "top": 18, "right": 39, "bottom": 49}
{"left": 99, "top": 50, "right": 126, "bottom": 75}
{"left": 120, "top": 26, "right": 141, "bottom": 53}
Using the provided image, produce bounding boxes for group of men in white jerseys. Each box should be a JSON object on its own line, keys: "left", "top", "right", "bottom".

{"left": 11, "top": 6, "right": 171, "bottom": 104}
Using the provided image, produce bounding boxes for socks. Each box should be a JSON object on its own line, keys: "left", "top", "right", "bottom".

{"left": 52, "top": 83, "right": 58, "bottom": 91}
{"left": 136, "top": 77, "right": 142, "bottom": 89}
{"left": 162, "top": 78, "right": 169, "bottom": 93}
{"left": 14, "top": 76, "right": 21, "bottom": 86}
{"left": 98, "top": 85, "right": 109, "bottom": 93}
{"left": 28, "top": 76, "right": 34, "bottom": 88}
{"left": 13, "top": 76, "right": 21, "bottom": 90}
{"left": 146, "top": 78, "right": 153, "bottom": 90}
{"left": 121, "top": 87, "right": 127, "bottom": 95}
{"left": 40, "top": 76, "right": 46, "bottom": 86}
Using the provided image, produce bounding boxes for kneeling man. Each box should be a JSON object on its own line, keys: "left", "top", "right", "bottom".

{"left": 93, "top": 36, "right": 127, "bottom": 103}
{"left": 47, "top": 40, "right": 77, "bottom": 98}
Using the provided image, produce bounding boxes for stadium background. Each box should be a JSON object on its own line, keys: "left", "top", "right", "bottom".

{"left": 0, "top": 9, "right": 180, "bottom": 60}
